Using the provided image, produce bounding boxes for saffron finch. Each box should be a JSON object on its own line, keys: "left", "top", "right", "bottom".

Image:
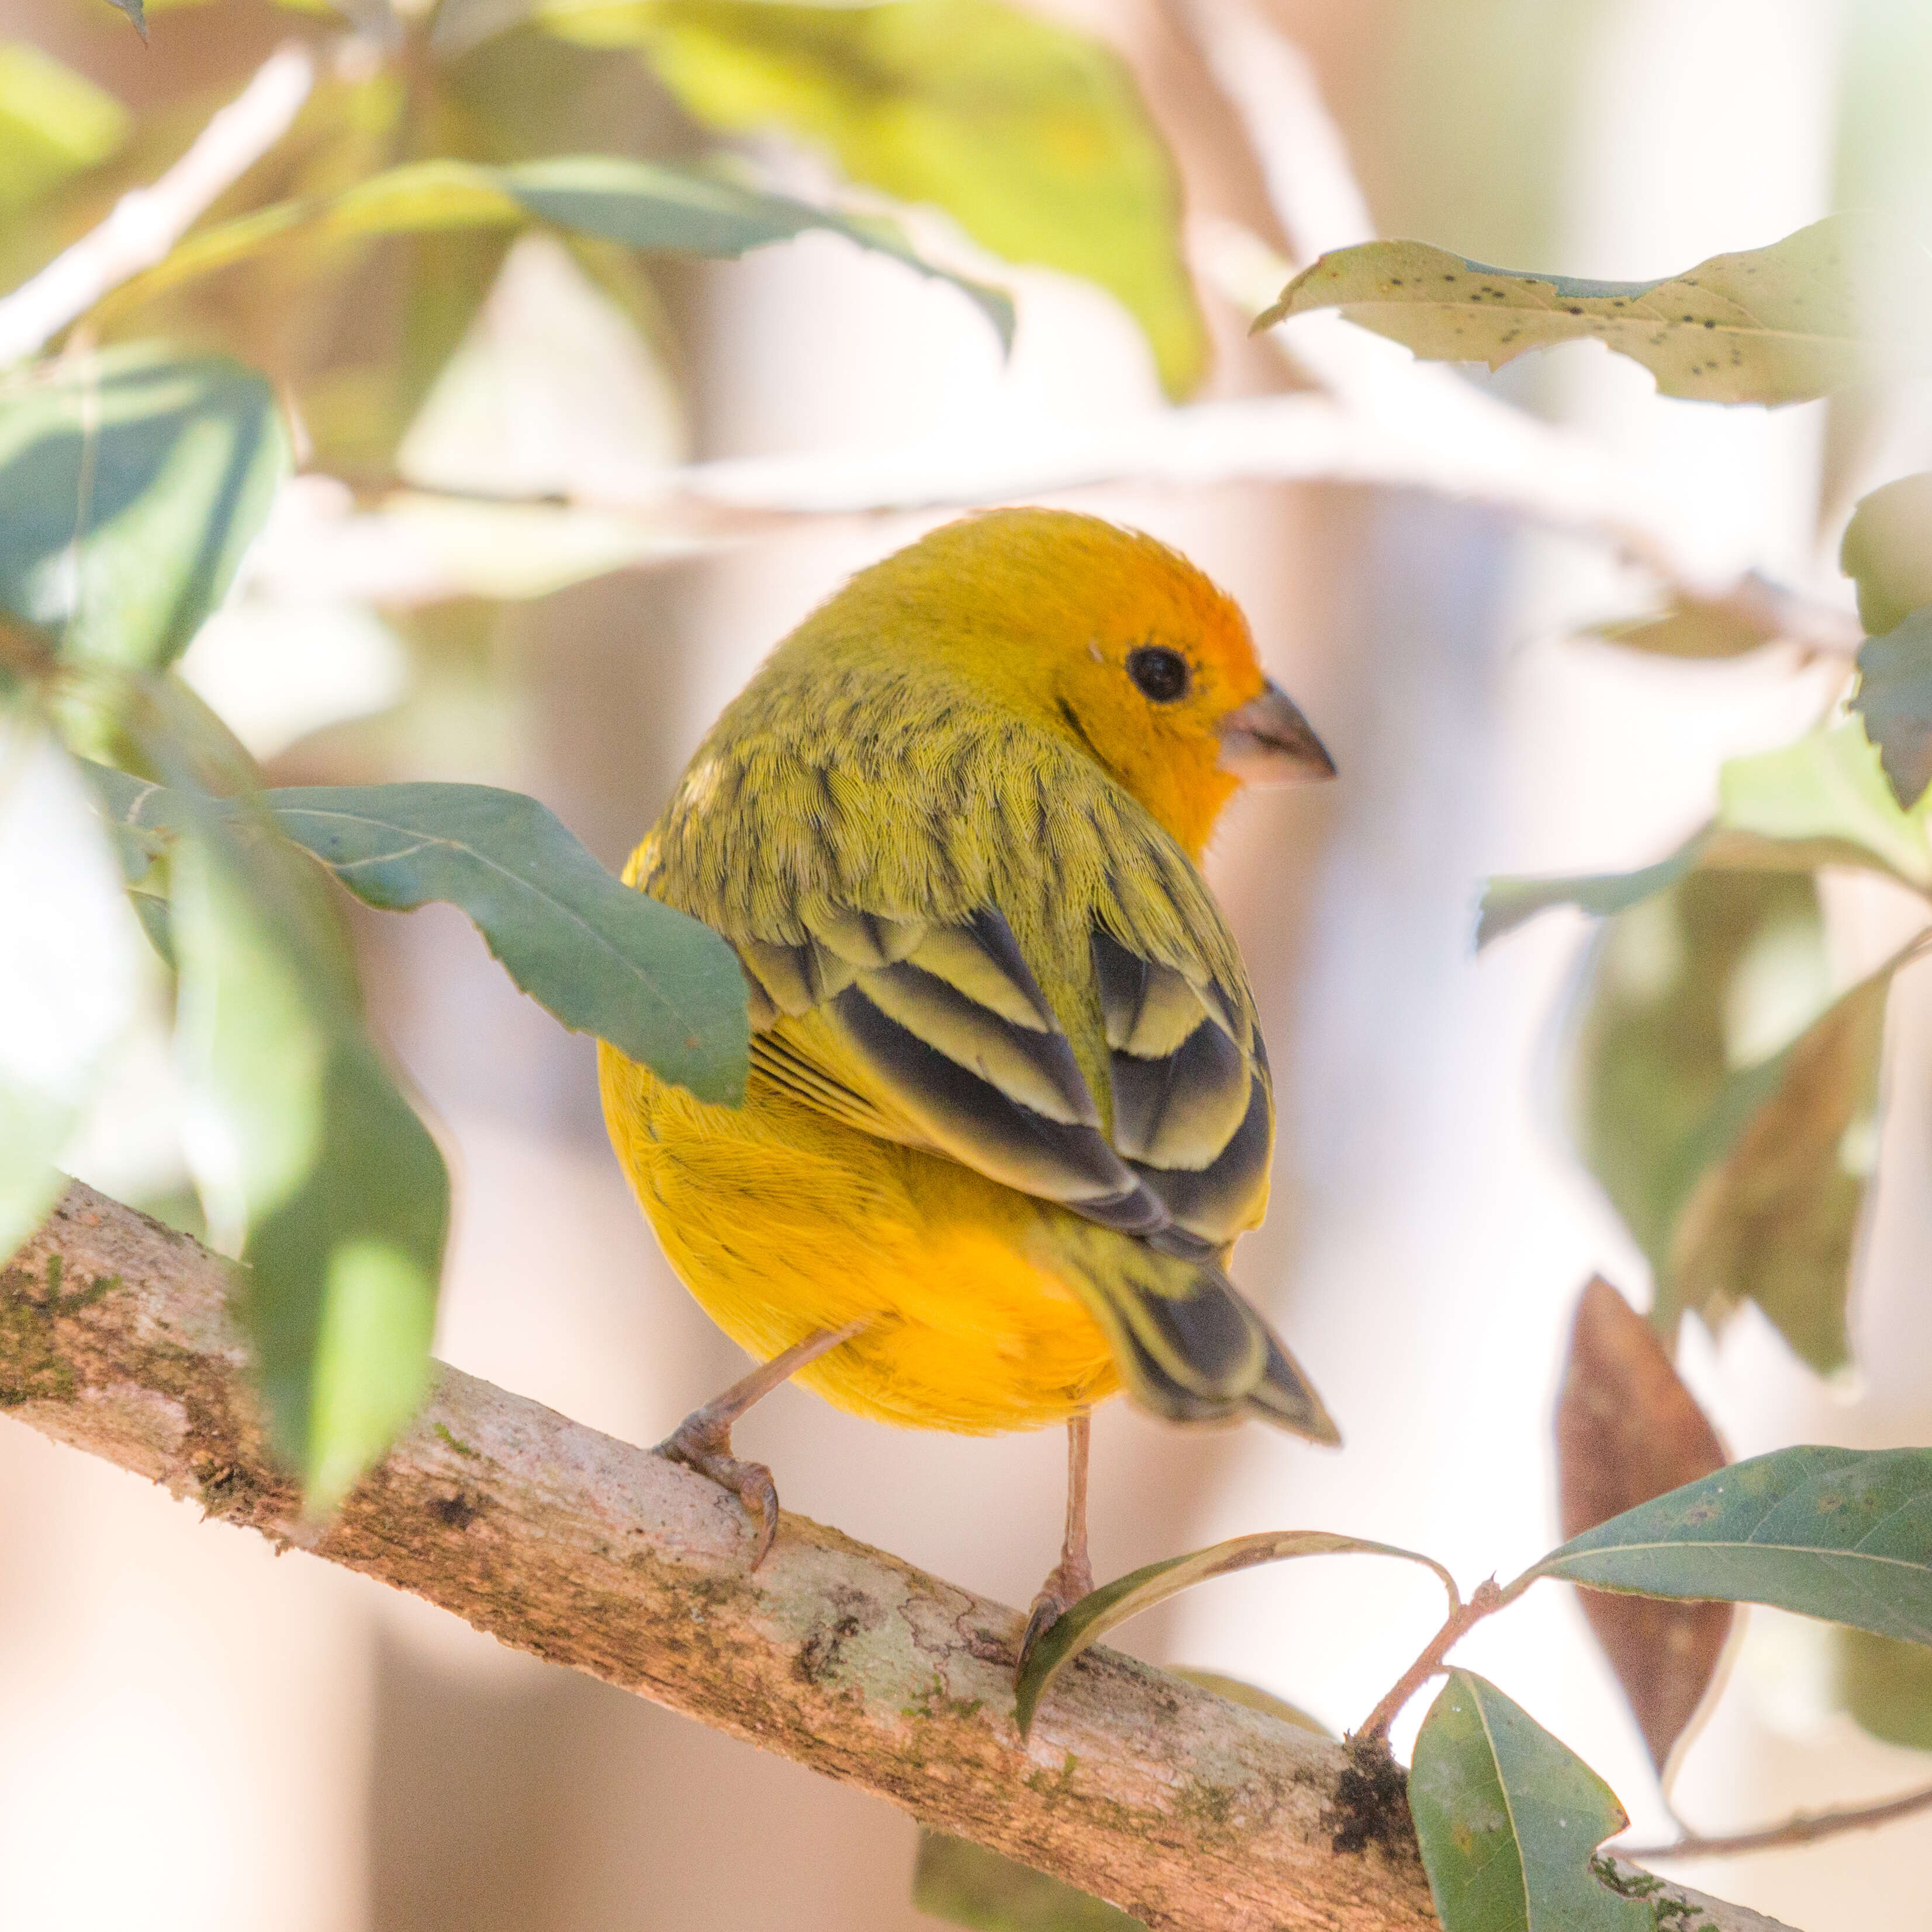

{"left": 599, "top": 509, "right": 1337, "bottom": 1639}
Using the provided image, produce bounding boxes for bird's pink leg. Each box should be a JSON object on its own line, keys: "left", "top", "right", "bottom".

{"left": 657, "top": 1321, "right": 865, "bottom": 1567}
{"left": 1018, "top": 1412, "right": 1095, "bottom": 1672}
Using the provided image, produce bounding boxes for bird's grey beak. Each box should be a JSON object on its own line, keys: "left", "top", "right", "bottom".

{"left": 1217, "top": 681, "right": 1336, "bottom": 786}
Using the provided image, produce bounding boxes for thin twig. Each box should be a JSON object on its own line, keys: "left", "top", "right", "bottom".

{"left": 1354, "top": 1580, "right": 1506, "bottom": 1741}
{"left": 0, "top": 43, "right": 315, "bottom": 368}
{"left": 1622, "top": 1781, "right": 1932, "bottom": 1860}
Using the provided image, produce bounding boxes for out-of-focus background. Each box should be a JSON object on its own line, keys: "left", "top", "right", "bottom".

{"left": 5, "top": 1, "right": 1932, "bottom": 1927}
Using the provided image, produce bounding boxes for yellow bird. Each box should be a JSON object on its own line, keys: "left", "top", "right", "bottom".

{"left": 600, "top": 508, "right": 1338, "bottom": 1647}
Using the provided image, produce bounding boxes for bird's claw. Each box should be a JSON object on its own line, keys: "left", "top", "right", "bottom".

{"left": 656, "top": 1420, "right": 782, "bottom": 1568}
{"left": 1017, "top": 1553, "right": 1096, "bottom": 1678}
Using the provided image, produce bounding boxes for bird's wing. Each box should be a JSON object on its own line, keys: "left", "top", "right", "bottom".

{"left": 727, "top": 886, "right": 1272, "bottom": 1264}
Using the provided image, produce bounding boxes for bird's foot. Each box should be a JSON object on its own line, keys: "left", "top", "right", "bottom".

{"left": 655, "top": 1414, "right": 782, "bottom": 1568}
{"left": 1018, "top": 1551, "right": 1097, "bottom": 1677}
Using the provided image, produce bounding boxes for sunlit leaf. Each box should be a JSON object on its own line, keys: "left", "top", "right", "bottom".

{"left": 912, "top": 1833, "right": 1143, "bottom": 1932}
{"left": 0, "top": 44, "right": 129, "bottom": 214}
{"left": 1841, "top": 472, "right": 1932, "bottom": 637}
{"left": 1852, "top": 608, "right": 1932, "bottom": 811}
{"left": 0, "top": 346, "right": 289, "bottom": 672}
{"left": 575, "top": 0, "right": 1199, "bottom": 393}
{"left": 168, "top": 817, "right": 448, "bottom": 1507}
{"left": 1836, "top": 1627, "right": 1932, "bottom": 1751}
{"left": 89, "top": 771, "right": 749, "bottom": 1105}
{"left": 1718, "top": 723, "right": 1932, "bottom": 888}
{"left": 1555, "top": 1277, "right": 1731, "bottom": 1776}
{"left": 0, "top": 718, "right": 143, "bottom": 1261}
{"left": 1525, "top": 1444, "right": 1932, "bottom": 1643}
{"left": 1257, "top": 216, "right": 1932, "bottom": 405}
{"left": 1409, "top": 1671, "right": 1646, "bottom": 1932}
{"left": 101, "top": 155, "right": 1012, "bottom": 349}
{"left": 1015, "top": 1530, "right": 1455, "bottom": 1737}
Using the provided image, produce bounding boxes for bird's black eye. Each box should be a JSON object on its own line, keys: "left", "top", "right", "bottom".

{"left": 1126, "top": 645, "right": 1191, "bottom": 703}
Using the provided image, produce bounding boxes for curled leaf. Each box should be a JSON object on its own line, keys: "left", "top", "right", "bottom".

{"left": 1015, "top": 1530, "right": 1455, "bottom": 1737}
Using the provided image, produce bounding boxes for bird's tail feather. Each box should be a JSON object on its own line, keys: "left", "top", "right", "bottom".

{"left": 1057, "top": 1232, "right": 1339, "bottom": 1446}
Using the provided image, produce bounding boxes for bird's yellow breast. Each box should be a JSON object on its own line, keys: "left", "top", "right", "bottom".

{"left": 599, "top": 1041, "right": 1121, "bottom": 1433}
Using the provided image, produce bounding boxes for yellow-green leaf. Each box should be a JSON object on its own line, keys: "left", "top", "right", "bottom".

{"left": 1257, "top": 216, "right": 1932, "bottom": 406}
{"left": 0, "top": 44, "right": 128, "bottom": 215}
{"left": 553, "top": 0, "right": 1201, "bottom": 394}
{"left": 1842, "top": 472, "right": 1932, "bottom": 636}
{"left": 912, "top": 1833, "right": 1143, "bottom": 1932}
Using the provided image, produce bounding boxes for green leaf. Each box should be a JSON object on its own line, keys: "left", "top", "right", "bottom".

{"left": 912, "top": 1833, "right": 1144, "bottom": 1932}
{"left": 1256, "top": 216, "right": 1932, "bottom": 405}
{"left": 168, "top": 818, "right": 448, "bottom": 1508}
{"left": 585, "top": 0, "right": 1195, "bottom": 393}
{"left": 1478, "top": 821, "right": 1927, "bottom": 949}
{"left": 1719, "top": 722, "right": 1932, "bottom": 889}
{"left": 1524, "top": 1444, "right": 1932, "bottom": 1644}
{"left": 0, "top": 346, "right": 290, "bottom": 672}
{"left": 89, "top": 771, "right": 749, "bottom": 1105}
{"left": 1660, "top": 953, "right": 1895, "bottom": 1373}
{"left": 1167, "top": 1667, "right": 1330, "bottom": 1734}
{"left": 0, "top": 44, "right": 129, "bottom": 214}
{"left": 1478, "top": 837, "right": 1702, "bottom": 948}
{"left": 1836, "top": 1626, "right": 1932, "bottom": 1751}
{"left": 1588, "top": 592, "right": 1786, "bottom": 659}
{"left": 103, "top": 154, "right": 1012, "bottom": 350}
{"left": 1014, "top": 1530, "right": 1455, "bottom": 1737}
{"left": 1409, "top": 1671, "right": 1646, "bottom": 1932}
{"left": 0, "top": 720, "right": 144, "bottom": 1261}
{"left": 1852, "top": 607, "right": 1932, "bottom": 811}
{"left": 1841, "top": 472, "right": 1932, "bottom": 637}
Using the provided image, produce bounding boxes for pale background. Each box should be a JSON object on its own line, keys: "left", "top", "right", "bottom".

{"left": 5, "top": 0, "right": 1932, "bottom": 1927}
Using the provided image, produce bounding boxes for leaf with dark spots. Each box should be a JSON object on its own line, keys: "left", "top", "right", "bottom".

{"left": 1409, "top": 1672, "right": 1646, "bottom": 1932}
{"left": 1555, "top": 1277, "right": 1732, "bottom": 1777}
{"left": 1257, "top": 216, "right": 1932, "bottom": 405}
{"left": 1525, "top": 1444, "right": 1932, "bottom": 1644}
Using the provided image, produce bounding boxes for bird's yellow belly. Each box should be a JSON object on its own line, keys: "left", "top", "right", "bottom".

{"left": 599, "top": 1044, "right": 1121, "bottom": 1433}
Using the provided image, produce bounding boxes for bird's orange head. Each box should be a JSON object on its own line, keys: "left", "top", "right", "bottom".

{"left": 814, "top": 508, "right": 1335, "bottom": 856}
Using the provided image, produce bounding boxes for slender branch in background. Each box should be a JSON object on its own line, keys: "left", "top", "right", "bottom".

{"left": 1622, "top": 1781, "right": 1932, "bottom": 1861}
{"left": 0, "top": 1178, "right": 1791, "bottom": 1932}
{"left": 0, "top": 43, "right": 315, "bottom": 369}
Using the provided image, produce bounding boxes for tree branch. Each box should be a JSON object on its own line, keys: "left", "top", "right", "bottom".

{"left": 1623, "top": 1780, "right": 1932, "bottom": 1861}
{"left": 2, "top": 1181, "right": 1795, "bottom": 1932}
{"left": 0, "top": 43, "right": 315, "bottom": 368}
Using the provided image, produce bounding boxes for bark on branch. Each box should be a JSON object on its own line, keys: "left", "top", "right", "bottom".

{"left": 2, "top": 1182, "right": 1793, "bottom": 1932}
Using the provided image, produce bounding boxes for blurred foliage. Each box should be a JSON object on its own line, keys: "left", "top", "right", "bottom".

{"left": 913, "top": 1832, "right": 1146, "bottom": 1932}
{"left": 0, "top": 43, "right": 129, "bottom": 214}
{"left": 555, "top": 0, "right": 1208, "bottom": 396}
{"left": 1837, "top": 1626, "right": 1932, "bottom": 1753}
{"left": 0, "top": 347, "right": 289, "bottom": 673}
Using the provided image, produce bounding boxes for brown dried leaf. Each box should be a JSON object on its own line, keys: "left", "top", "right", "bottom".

{"left": 1556, "top": 1276, "right": 1733, "bottom": 1777}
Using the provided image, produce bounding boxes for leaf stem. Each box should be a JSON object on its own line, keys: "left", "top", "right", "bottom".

{"left": 1620, "top": 1779, "right": 1932, "bottom": 1860}
{"left": 1354, "top": 1580, "right": 1504, "bottom": 1741}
